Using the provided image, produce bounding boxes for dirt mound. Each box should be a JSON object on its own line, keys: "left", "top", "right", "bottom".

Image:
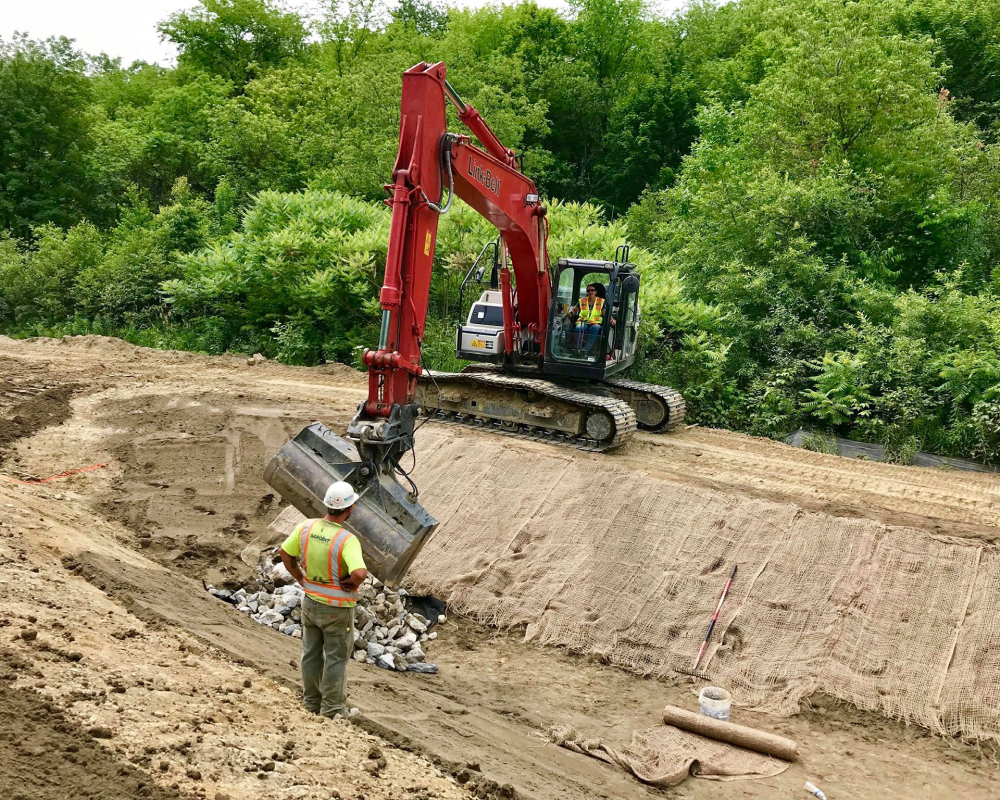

{"left": 0, "top": 378, "right": 78, "bottom": 466}
{"left": 92, "top": 391, "right": 316, "bottom": 583}
{"left": 0, "top": 650, "right": 188, "bottom": 800}
{"left": 42, "top": 335, "right": 146, "bottom": 357}
{"left": 312, "top": 360, "right": 366, "bottom": 382}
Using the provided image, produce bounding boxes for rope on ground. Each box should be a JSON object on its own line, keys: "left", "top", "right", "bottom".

{"left": 0, "top": 462, "right": 108, "bottom": 485}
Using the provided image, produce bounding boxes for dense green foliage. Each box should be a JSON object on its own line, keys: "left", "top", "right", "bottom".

{"left": 3, "top": 0, "right": 1000, "bottom": 462}
{"left": 0, "top": 36, "right": 98, "bottom": 237}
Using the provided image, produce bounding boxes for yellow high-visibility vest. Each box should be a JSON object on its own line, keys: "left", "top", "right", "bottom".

{"left": 299, "top": 520, "right": 359, "bottom": 606}
{"left": 579, "top": 295, "right": 604, "bottom": 324}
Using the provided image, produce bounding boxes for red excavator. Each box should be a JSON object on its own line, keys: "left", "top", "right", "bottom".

{"left": 265, "top": 62, "right": 684, "bottom": 585}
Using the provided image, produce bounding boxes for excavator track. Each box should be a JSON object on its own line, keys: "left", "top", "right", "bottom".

{"left": 598, "top": 377, "right": 687, "bottom": 432}
{"left": 446, "top": 364, "right": 687, "bottom": 433}
{"left": 416, "top": 370, "right": 637, "bottom": 452}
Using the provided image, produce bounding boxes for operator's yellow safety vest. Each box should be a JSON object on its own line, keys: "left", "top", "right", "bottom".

{"left": 578, "top": 295, "right": 604, "bottom": 324}
{"left": 300, "top": 520, "right": 359, "bottom": 606}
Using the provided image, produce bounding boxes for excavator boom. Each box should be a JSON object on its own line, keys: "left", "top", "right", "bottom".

{"left": 265, "top": 62, "right": 551, "bottom": 586}
{"left": 362, "top": 61, "right": 549, "bottom": 428}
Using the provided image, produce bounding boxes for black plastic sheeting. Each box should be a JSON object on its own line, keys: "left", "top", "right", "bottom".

{"left": 407, "top": 595, "right": 447, "bottom": 629}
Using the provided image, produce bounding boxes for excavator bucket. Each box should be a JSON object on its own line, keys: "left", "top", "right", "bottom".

{"left": 264, "top": 423, "right": 437, "bottom": 588}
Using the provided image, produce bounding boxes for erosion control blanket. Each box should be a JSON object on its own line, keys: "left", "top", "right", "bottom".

{"left": 551, "top": 724, "right": 790, "bottom": 787}
{"left": 404, "top": 429, "right": 1000, "bottom": 744}
{"left": 272, "top": 427, "right": 1000, "bottom": 743}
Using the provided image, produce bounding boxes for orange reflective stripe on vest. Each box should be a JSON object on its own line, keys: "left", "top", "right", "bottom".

{"left": 301, "top": 522, "right": 359, "bottom": 606}
{"left": 579, "top": 295, "right": 604, "bottom": 324}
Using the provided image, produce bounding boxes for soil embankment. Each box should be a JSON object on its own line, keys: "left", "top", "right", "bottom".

{"left": 0, "top": 334, "right": 998, "bottom": 800}
{"left": 0, "top": 648, "right": 190, "bottom": 800}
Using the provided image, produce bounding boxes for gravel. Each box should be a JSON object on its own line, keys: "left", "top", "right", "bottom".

{"left": 206, "top": 548, "right": 442, "bottom": 674}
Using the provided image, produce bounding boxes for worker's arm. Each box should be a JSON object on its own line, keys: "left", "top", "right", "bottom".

{"left": 339, "top": 535, "right": 367, "bottom": 591}
{"left": 280, "top": 548, "right": 305, "bottom": 588}
{"left": 340, "top": 567, "right": 368, "bottom": 592}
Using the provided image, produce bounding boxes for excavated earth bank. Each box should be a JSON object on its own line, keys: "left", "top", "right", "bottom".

{"left": 1, "top": 335, "right": 999, "bottom": 800}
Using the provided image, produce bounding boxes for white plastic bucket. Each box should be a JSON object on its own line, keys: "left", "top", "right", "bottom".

{"left": 699, "top": 686, "right": 732, "bottom": 721}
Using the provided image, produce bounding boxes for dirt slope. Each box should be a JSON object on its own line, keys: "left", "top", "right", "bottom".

{"left": 0, "top": 649, "right": 188, "bottom": 800}
{"left": 0, "top": 481, "right": 473, "bottom": 800}
{"left": 0, "top": 334, "right": 998, "bottom": 800}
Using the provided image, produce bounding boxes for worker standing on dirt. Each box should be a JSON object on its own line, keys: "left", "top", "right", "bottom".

{"left": 279, "top": 480, "right": 367, "bottom": 719}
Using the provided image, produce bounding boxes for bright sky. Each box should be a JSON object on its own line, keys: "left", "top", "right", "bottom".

{"left": 1, "top": 0, "right": 688, "bottom": 66}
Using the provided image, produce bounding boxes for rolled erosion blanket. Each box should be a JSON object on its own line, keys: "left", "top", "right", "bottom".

{"left": 661, "top": 705, "right": 799, "bottom": 762}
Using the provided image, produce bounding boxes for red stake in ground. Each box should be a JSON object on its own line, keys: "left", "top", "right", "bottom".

{"left": 693, "top": 565, "right": 738, "bottom": 673}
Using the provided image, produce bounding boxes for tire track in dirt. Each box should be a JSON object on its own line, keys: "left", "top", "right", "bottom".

{"left": 603, "top": 431, "right": 1000, "bottom": 540}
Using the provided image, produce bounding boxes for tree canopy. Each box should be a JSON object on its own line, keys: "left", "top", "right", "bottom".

{"left": 158, "top": 0, "right": 308, "bottom": 87}
{"left": 0, "top": 36, "right": 96, "bottom": 238}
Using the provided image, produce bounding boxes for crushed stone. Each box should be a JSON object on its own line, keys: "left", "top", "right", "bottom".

{"left": 206, "top": 548, "right": 442, "bottom": 673}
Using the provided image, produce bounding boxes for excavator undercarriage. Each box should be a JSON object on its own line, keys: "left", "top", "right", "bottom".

{"left": 415, "top": 368, "right": 685, "bottom": 452}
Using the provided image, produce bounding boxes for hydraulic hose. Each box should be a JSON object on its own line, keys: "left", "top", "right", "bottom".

{"left": 421, "top": 134, "right": 456, "bottom": 215}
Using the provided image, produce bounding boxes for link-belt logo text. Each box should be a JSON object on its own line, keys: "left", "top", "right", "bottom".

{"left": 467, "top": 156, "right": 501, "bottom": 196}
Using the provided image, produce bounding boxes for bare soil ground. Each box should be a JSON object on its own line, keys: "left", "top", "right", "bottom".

{"left": 1, "top": 334, "right": 998, "bottom": 800}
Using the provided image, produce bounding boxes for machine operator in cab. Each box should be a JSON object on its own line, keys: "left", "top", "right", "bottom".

{"left": 570, "top": 283, "right": 614, "bottom": 353}
{"left": 280, "top": 480, "right": 367, "bottom": 718}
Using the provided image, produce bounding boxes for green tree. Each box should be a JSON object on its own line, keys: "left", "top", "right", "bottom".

{"left": 162, "top": 190, "right": 387, "bottom": 360}
{"left": 74, "top": 180, "right": 215, "bottom": 323}
{"left": 320, "top": 0, "right": 389, "bottom": 76}
{"left": 569, "top": 0, "right": 648, "bottom": 91}
{"left": 392, "top": 0, "right": 449, "bottom": 36}
{"left": 0, "top": 35, "right": 96, "bottom": 237}
{"left": 158, "top": 0, "right": 308, "bottom": 88}
{"left": 89, "top": 71, "right": 233, "bottom": 207}
{"left": 627, "top": 0, "right": 1000, "bottom": 438}
{"left": 595, "top": 23, "right": 699, "bottom": 211}
{"left": 537, "top": 0, "right": 653, "bottom": 203}
{"left": 802, "top": 352, "right": 872, "bottom": 427}
{"left": 0, "top": 223, "right": 103, "bottom": 326}
{"left": 895, "top": 0, "right": 1000, "bottom": 135}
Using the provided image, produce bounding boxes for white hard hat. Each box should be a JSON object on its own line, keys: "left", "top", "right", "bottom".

{"left": 323, "top": 480, "right": 360, "bottom": 510}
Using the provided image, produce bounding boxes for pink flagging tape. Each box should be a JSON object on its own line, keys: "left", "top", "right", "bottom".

{"left": 0, "top": 462, "right": 109, "bottom": 486}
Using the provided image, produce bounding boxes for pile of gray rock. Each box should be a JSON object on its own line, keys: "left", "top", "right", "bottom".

{"left": 351, "top": 576, "right": 441, "bottom": 673}
{"left": 206, "top": 548, "right": 443, "bottom": 674}
{"left": 209, "top": 583, "right": 305, "bottom": 637}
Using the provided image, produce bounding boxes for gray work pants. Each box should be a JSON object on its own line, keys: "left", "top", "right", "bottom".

{"left": 300, "top": 596, "right": 354, "bottom": 718}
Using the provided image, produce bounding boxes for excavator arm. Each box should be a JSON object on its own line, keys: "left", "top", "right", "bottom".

{"left": 265, "top": 62, "right": 551, "bottom": 586}
{"left": 354, "top": 62, "right": 550, "bottom": 445}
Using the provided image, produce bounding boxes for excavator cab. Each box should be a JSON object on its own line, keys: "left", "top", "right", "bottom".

{"left": 545, "top": 249, "right": 641, "bottom": 379}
